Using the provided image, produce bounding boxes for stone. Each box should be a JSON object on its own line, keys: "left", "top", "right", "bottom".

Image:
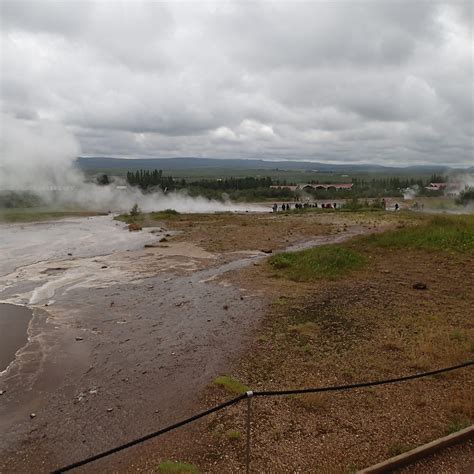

{"left": 128, "top": 223, "right": 142, "bottom": 232}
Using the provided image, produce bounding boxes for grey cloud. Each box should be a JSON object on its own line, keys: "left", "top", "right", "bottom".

{"left": 210, "top": 2, "right": 439, "bottom": 70}
{"left": 0, "top": 0, "right": 93, "bottom": 36}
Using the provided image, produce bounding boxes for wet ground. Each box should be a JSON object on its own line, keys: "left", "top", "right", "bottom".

{"left": 0, "top": 252, "right": 266, "bottom": 471}
{"left": 0, "top": 304, "right": 32, "bottom": 373}
{"left": 0, "top": 212, "right": 382, "bottom": 472}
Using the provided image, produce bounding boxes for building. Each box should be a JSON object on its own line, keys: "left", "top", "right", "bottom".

{"left": 425, "top": 182, "right": 447, "bottom": 191}
{"left": 270, "top": 183, "right": 353, "bottom": 191}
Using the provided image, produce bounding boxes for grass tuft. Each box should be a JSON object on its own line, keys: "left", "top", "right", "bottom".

{"left": 269, "top": 246, "right": 367, "bottom": 281}
{"left": 445, "top": 417, "right": 470, "bottom": 435}
{"left": 156, "top": 461, "right": 200, "bottom": 473}
{"left": 213, "top": 375, "right": 250, "bottom": 394}
{"left": 289, "top": 322, "right": 319, "bottom": 337}
{"left": 225, "top": 430, "right": 242, "bottom": 441}
{"left": 387, "top": 442, "right": 409, "bottom": 457}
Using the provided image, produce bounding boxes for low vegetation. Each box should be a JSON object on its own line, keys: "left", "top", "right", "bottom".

{"left": 387, "top": 442, "right": 410, "bottom": 457}
{"left": 213, "top": 375, "right": 249, "bottom": 394}
{"left": 0, "top": 191, "right": 44, "bottom": 208}
{"left": 360, "top": 215, "right": 474, "bottom": 254}
{"left": 156, "top": 461, "right": 200, "bottom": 473}
{"left": 455, "top": 187, "right": 474, "bottom": 206}
{"left": 225, "top": 430, "right": 242, "bottom": 441}
{"left": 115, "top": 208, "right": 181, "bottom": 225}
{"left": 269, "top": 246, "right": 367, "bottom": 281}
{"left": 445, "top": 417, "right": 471, "bottom": 435}
{"left": 0, "top": 208, "right": 101, "bottom": 223}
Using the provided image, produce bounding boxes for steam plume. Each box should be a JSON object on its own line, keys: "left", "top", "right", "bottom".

{"left": 0, "top": 116, "right": 266, "bottom": 213}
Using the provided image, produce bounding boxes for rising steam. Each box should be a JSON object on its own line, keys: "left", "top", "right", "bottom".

{"left": 402, "top": 184, "right": 420, "bottom": 200}
{"left": 0, "top": 116, "right": 265, "bottom": 213}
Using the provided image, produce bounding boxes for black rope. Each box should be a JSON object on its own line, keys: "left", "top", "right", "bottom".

{"left": 253, "top": 360, "right": 473, "bottom": 397}
{"left": 52, "top": 393, "right": 246, "bottom": 473}
{"left": 52, "top": 360, "right": 473, "bottom": 473}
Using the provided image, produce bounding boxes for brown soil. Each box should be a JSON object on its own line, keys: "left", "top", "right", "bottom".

{"left": 123, "top": 215, "right": 473, "bottom": 472}
{"left": 148, "top": 210, "right": 406, "bottom": 254}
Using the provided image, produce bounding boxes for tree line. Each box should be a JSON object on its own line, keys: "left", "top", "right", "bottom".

{"left": 124, "top": 169, "right": 452, "bottom": 201}
{"left": 126, "top": 170, "right": 181, "bottom": 191}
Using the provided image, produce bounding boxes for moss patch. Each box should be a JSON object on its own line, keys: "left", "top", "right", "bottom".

{"left": 213, "top": 375, "right": 250, "bottom": 394}
{"left": 156, "top": 461, "right": 200, "bottom": 473}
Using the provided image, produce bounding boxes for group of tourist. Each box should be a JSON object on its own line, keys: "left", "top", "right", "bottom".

{"left": 272, "top": 202, "right": 340, "bottom": 212}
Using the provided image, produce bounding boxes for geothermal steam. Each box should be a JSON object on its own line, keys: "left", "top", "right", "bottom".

{"left": 0, "top": 116, "right": 264, "bottom": 213}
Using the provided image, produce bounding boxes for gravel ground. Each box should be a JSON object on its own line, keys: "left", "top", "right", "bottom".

{"left": 395, "top": 438, "right": 474, "bottom": 473}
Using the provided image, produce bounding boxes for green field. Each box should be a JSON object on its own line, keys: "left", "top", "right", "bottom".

{"left": 0, "top": 208, "right": 102, "bottom": 223}
{"left": 83, "top": 166, "right": 435, "bottom": 185}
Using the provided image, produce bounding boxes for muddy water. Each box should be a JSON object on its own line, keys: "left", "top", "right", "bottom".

{"left": 0, "top": 303, "right": 32, "bottom": 372}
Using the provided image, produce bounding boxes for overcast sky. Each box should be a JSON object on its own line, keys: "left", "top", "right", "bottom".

{"left": 1, "top": 0, "right": 473, "bottom": 167}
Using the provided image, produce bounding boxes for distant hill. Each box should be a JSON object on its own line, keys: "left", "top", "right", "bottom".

{"left": 76, "top": 157, "right": 462, "bottom": 175}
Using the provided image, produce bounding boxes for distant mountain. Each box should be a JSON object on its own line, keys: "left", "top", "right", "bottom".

{"left": 76, "top": 156, "right": 463, "bottom": 174}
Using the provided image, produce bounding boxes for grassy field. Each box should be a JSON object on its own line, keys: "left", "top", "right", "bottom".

{"left": 268, "top": 215, "right": 474, "bottom": 283}
{"left": 0, "top": 208, "right": 102, "bottom": 223}
{"left": 270, "top": 246, "right": 367, "bottom": 280}
{"left": 360, "top": 214, "right": 474, "bottom": 254}
{"left": 83, "top": 166, "right": 435, "bottom": 184}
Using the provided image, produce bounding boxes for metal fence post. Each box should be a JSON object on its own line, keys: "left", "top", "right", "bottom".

{"left": 245, "top": 391, "right": 254, "bottom": 474}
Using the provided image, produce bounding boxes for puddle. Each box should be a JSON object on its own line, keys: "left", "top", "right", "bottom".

{"left": 0, "top": 304, "right": 32, "bottom": 373}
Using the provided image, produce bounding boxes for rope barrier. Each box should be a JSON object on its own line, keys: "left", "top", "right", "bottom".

{"left": 252, "top": 360, "right": 474, "bottom": 397}
{"left": 52, "top": 360, "right": 473, "bottom": 473}
{"left": 52, "top": 393, "right": 246, "bottom": 473}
